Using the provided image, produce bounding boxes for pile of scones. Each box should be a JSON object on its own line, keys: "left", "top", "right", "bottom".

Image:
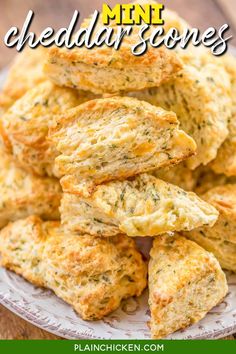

{"left": 0, "top": 1, "right": 236, "bottom": 339}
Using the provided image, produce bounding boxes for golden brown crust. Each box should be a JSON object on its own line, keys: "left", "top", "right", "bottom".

{"left": 60, "top": 173, "right": 218, "bottom": 237}
{"left": 47, "top": 41, "right": 180, "bottom": 69}
{"left": 0, "top": 81, "right": 94, "bottom": 177}
{"left": 44, "top": 17, "right": 182, "bottom": 95}
{"left": 0, "top": 216, "right": 147, "bottom": 320}
{"left": 149, "top": 234, "right": 228, "bottom": 338}
{"left": 49, "top": 96, "right": 196, "bottom": 191}
{"left": 0, "top": 152, "right": 61, "bottom": 228}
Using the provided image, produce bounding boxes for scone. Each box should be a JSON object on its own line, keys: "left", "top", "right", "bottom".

{"left": 210, "top": 55, "right": 236, "bottom": 176}
{"left": 0, "top": 216, "right": 147, "bottom": 320}
{"left": 185, "top": 184, "right": 236, "bottom": 271}
{"left": 44, "top": 16, "right": 182, "bottom": 94}
{"left": 129, "top": 50, "right": 231, "bottom": 169}
{"left": 49, "top": 96, "right": 197, "bottom": 191}
{"left": 152, "top": 163, "right": 198, "bottom": 191}
{"left": 0, "top": 153, "right": 61, "bottom": 228}
{"left": 0, "top": 81, "right": 94, "bottom": 176}
{"left": 0, "top": 47, "right": 46, "bottom": 114}
{"left": 60, "top": 173, "right": 218, "bottom": 237}
{"left": 149, "top": 234, "right": 228, "bottom": 339}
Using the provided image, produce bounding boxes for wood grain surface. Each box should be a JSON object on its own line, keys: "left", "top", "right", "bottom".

{"left": 0, "top": 0, "right": 236, "bottom": 340}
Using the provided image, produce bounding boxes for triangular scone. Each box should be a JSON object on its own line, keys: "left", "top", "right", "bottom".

{"left": 0, "top": 153, "right": 61, "bottom": 229}
{"left": 49, "top": 96, "right": 196, "bottom": 191}
{"left": 60, "top": 174, "right": 218, "bottom": 237}
{"left": 0, "top": 47, "right": 46, "bottom": 115}
{"left": 149, "top": 234, "right": 228, "bottom": 339}
{"left": 0, "top": 216, "right": 147, "bottom": 320}
{"left": 0, "top": 81, "right": 95, "bottom": 177}
{"left": 129, "top": 50, "right": 232, "bottom": 169}
{"left": 210, "top": 55, "right": 236, "bottom": 176}
{"left": 192, "top": 184, "right": 236, "bottom": 244}
{"left": 44, "top": 14, "right": 182, "bottom": 95}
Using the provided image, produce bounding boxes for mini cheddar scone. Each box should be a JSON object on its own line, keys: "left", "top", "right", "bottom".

{"left": 49, "top": 96, "right": 197, "bottom": 192}
{"left": 210, "top": 55, "right": 236, "bottom": 176}
{"left": 0, "top": 81, "right": 94, "bottom": 177}
{"left": 0, "top": 216, "right": 147, "bottom": 320}
{"left": 0, "top": 153, "right": 61, "bottom": 229}
{"left": 185, "top": 184, "right": 236, "bottom": 272}
{"left": 60, "top": 173, "right": 218, "bottom": 237}
{"left": 0, "top": 47, "right": 46, "bottom": 114}
{"left": 149, "top": 234, "right": 228, "bottom": 339}
{"left": 129, "top": 50, "right": 232, "bottom": 169}
{"left": 44, "top": 16, "right": 183, "bottom": 95}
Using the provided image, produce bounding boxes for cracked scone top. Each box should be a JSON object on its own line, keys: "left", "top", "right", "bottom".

{"left": 61, "top": 173, "right": 218, "bottom": 237}
{"left": 49, "top": 96, "right": 197, "bottom": 192}
{"left": 0, "top": 216, "right": 147, "bottom": 320}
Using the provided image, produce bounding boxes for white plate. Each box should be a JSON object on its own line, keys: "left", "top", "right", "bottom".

{"left": 0, "top": 63, "right": 236, "bottom": 340}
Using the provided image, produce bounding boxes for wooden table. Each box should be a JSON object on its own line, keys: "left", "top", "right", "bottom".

{"left": 0, "top": 0, "right": 236, "bottom": 340}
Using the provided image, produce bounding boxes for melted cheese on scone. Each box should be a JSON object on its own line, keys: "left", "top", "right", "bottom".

{"left": 185, "top": 184, "right": 236, "bottom": 245}
{"left": 0, "top": 47, "right": 46, "bottom": 114}
{"left": 49, "top": 96, "right": 197, "bottom": 191}
{"left": 0, "top": 81, "right": 94, "bottom": 177}
{"left": 210, "top": 55, "right": 236, "bottom": 176}
{"left": 129, "top": 50, "right": 232, "bottom": 169}
{"left": 0, "top": 216, "right": 147, "bottom": 320}
{"left": 60, "top": 174, "right": 218, "bottom": 237}
{"left": 0, "top": 153, "right": 61, "bottom": 228}
{"left": 149, "top": 234, "right": 228, "bottom": 339}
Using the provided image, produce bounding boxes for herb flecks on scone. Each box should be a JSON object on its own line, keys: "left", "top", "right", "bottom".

{"left": 61, "top": 174, "right": 218, "bottom": 237}
{"left": 0, "top": 216, "right": 147, "bottom": 320}
{"left": 149, "top": 234, "right": 228, "bottom": 339}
